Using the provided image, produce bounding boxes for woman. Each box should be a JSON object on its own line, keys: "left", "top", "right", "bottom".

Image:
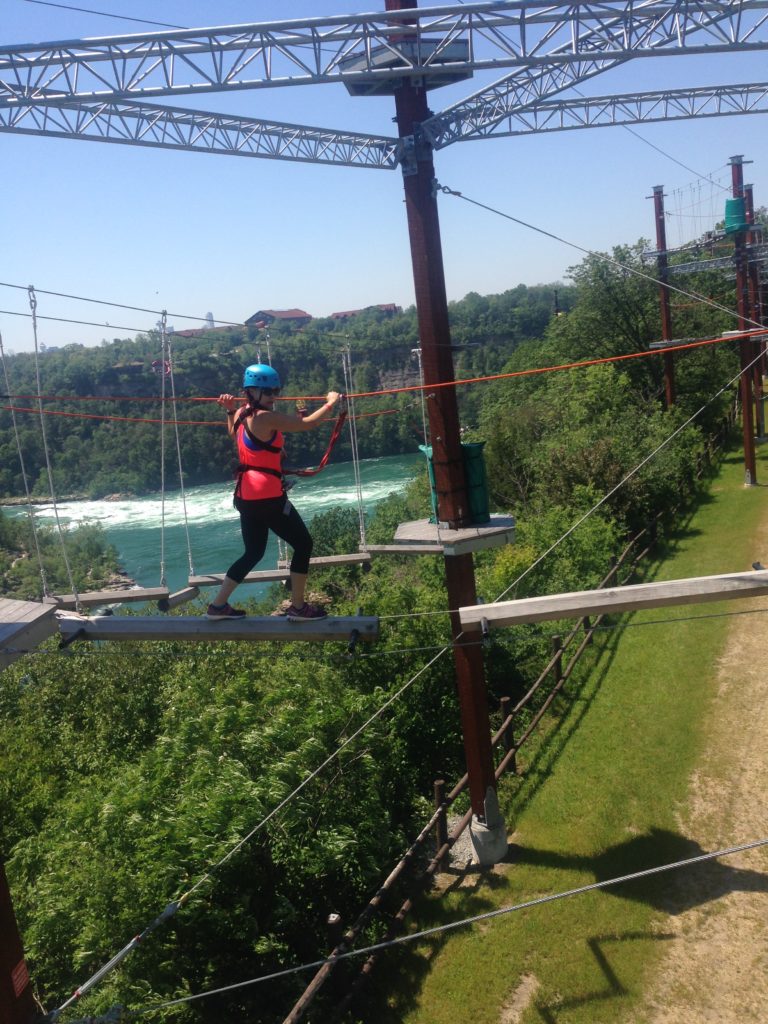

{"left": 207, "top": 363, "right": 340, "bottom": 621}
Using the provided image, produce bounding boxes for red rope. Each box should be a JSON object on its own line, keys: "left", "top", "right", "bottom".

{"left": 2, "top": 328, "right": 764, "bottom": 412}
{"left": 284, "top": 410, "right": 348, "bottom": 477}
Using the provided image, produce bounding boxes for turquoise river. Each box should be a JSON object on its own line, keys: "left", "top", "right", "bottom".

{"left": 16, "top": 453, "right": 422, "bottom": 599}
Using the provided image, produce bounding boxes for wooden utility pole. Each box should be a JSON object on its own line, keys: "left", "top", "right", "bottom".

{"left": 651, "top": 186, "right": 676, "bottom": 406}
{"left": 731, "top": 155, "right": 757, "bottom": 485}
{"left": 744, "top": 184, "right": 765, "bottom": 438}
{"left": 385, "top": 0, "right": 506, "bottom": 864}
{"left": 0, "top": 861, "right": 35, "bottom": 1024}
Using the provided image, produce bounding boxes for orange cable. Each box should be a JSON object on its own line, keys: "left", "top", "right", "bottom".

{"left": 3, "top": 328, "right": 765, "bottom": 411}
{"left": 0, "top": 404, "right": 403, "bottom": 428}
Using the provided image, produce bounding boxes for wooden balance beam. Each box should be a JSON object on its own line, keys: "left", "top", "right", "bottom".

{"left": 1, "top": 598, "right": 59, "bottom": 670}
{"left": 190, "top": 553, "right": 371, "bottom": 588}
{"left": 56, "top": 614, "right": 379, "bottom": 645}
{"left": 54, "top": 587, "right": 170, "bottom": 609}
{"left": 459, "top": 569, "right": 768, "bottom": 630}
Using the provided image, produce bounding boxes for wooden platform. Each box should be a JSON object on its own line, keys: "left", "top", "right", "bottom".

{"left": 459, "top": 569, "right": 768, "bottom": 631}
{"left": 363, "top": 544, "right": 444, "bottom": 555}
{"left": 190, "top": 553, "right": 371, "bottom": 588}
{"left": 56, "top": 614, "right": 380, "bottom": 645}
{"left": 1, "top": 598, "right": 59, "bottom": 670}
{"left": 276, "top": 553, "right": 371, "bottom": 571}
{"left": 394, "top": 515, "right": 516, "bottom": 557}
{"left": 54, "top": 587, "right": 170, "bottom": 609}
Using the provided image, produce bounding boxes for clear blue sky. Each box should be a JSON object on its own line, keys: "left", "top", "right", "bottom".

{"left": 3, "top": 1, "right": 768, "bottom": 352}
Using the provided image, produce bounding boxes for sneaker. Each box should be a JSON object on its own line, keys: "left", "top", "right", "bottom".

{"left": 285, "top": 602, "right": 328, "bottom": 622}
{"left": 206, "top": 602, "right": 246, "bottom": 620}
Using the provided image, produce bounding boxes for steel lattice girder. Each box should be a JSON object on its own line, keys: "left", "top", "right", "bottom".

{"left": 0, "top": 97, "right": 400, "bottom": 168}
{"left": 421, "top": 0, "right": 768, "bottom": 146}
{"left": 2, "top": 82, "right": 767, "bottom": 165}
{"left": 465, "top": 81, "right": 768, "bottom": 136}
{"left": 1, "top": 0, "right": 767, "bottom": 114}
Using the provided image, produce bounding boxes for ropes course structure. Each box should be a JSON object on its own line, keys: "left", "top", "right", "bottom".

{"left": 3, "top": 2, "right": 768, "bottom": 1022}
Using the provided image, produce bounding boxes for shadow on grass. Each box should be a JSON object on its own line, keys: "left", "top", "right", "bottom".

{"left": 512, "top": 826, "right": 768, "bottom": 914}
{"left": 531, "top": 930, "right": 675, "bottom": 1022}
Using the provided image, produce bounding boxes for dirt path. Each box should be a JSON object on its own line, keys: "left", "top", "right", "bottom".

{"left": 640, "top": 516, "right": 768, "bottom": 1023}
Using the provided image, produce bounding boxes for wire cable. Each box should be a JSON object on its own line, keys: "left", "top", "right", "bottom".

{"left": 437, "top": 185, "right": 765, "bottom": 333}
{"left": 27, "top": 286, "right": 79, "bottom": 609}
{"left": 164, "top": 327, "right": 195, "bottom": 577}
{"left": 21, "top": 0, "right": 184, "bottom": 28}
{"left": 0, "top": 280, "right": 240, "bottom": 328}
{"left": 0, "top": 330, "right": 50, "bottom": 596}
{"left": 61, "top": 836, "right": 768, "bottom": 1022}
{"left": 342, "top": 348, "right": 367, "bottom": 551}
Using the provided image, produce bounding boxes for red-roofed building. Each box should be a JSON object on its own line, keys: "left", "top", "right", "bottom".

{"left": 245, "top": 309, "right": 313, "bottom": 328}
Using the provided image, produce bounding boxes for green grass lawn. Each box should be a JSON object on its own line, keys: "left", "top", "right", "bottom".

{"left": 363, "top": 441, "right": 768, "bottom": 1024}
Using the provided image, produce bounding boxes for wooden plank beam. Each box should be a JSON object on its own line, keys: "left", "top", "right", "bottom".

{"left": 54, "top": 587, "right": 170, "bottom": 609}
{"left": 277, "top": 553, "right": 372, "bottom": 569}
{"left": 460, "top": 569, "right": 768, "bottom": 630}
{"left": 191, "top": 554, "right": 372, "bottom": 588}
{"left": 159, "top": 587, "right": 200, "bottom": 611}
{"left": 1, "top": 598, "right": 58, "bottom": 670}
{"left": 363, "top": 544, "right": 444, "bottom": 555}
{"left": 189, "top": 569, "right": 289, "bottom": 587}
{"left": 56, "top": 614, "right": 380, "bottom": 645}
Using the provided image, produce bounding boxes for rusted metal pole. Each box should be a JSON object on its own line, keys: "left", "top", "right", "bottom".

{"left": 386, "top": 0, "right": 503, "bottom": 856}
{"left": 0, "top": 860, "right": 36, "bottom": 1024}
{"left": 745, "top": 184, "right": 765, "bottom": 438}
{"left": 731, "top": 156, "right": 757, "bottom": 484}
{"left": 651, "top": 185, "right": 676, "bottom": 406}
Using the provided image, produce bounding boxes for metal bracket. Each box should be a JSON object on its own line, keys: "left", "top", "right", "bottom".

{"left": 396, "top": 129, "right": 432, "bottom": 177}
{"left": 347, "top": 628, "right": 360, "bottom": 658}
{"left": 58, "top": 626, "right": 87, "bottom": 651}
{"left": 480, "top": 616, "right": 491, "bottom": 646}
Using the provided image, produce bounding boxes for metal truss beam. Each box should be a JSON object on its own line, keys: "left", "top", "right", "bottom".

{"left": 468, "top": 81, "right": 768, "bottom": 138}
{"left": 2, "top": 80, "right": 766, "bottom": 167}
{"left": 423, "top": 0, "right": 768, "bottom": 146}
{"left": 0, "top": 96, "right": 399, "bottom": 168}
{"left": 1, "top": 1, "right": 767, "bottom": 112}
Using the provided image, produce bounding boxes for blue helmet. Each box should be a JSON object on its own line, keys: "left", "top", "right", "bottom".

{"left": 243, "top": 363, "right": 281, "bottom": 390}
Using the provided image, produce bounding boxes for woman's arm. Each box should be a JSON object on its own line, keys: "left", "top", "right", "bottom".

{"left": 256, "top": 392, "right": 341, "bottom": 434}
{"left": 216, "top": 393, "right": 242, "bottom": 437}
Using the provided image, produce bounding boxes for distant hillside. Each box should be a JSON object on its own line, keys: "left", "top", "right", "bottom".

{"left": 0, "top": 284, "right": 571, "bottom": 499}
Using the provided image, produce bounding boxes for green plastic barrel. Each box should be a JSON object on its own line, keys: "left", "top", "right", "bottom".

{"left": 419, "top": 442, "right": 491, "bottom": 525}
{"left": 462, "top": 441, "right": 491, "bottom": 524}
{"left": 724, "top": 197, "right": 748, "bottom": 234}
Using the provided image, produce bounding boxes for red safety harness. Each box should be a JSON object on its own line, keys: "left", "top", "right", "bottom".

{"left": 232, "top": 401, "right": 348, "bottom": 494}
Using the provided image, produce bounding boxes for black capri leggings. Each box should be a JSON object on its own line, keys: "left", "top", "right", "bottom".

{"left": 226, "top": 496, "right": 313, "bottom": 583}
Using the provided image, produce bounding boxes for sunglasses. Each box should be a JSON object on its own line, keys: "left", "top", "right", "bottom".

{"left": 260, "top": 387, "right": 281, "bottom": 397}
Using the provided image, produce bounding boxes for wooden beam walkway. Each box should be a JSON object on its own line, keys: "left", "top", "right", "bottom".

{"left": 459, "top": 569, "right": 768, "bottom": 630}
{"left": 57, "top": 614, "right": 380, "bottom": 645}
{"left": 0, "top": 598, "right": 59, "bottom": 671}
{"left": 190, "top": 553, "right": 371, "bottom": 588}
{"left": 54, "top": 587, "right": 170, "bottom": 609}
